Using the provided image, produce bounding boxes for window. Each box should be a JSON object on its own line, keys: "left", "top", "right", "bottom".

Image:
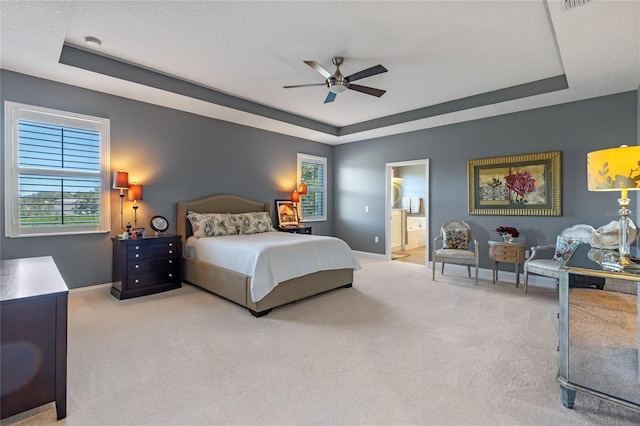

{"left": 297, "top": 153, "right": 327, "bottom": 221}
{"left": 4, "top": 102, "right": 111, "bottom": 237}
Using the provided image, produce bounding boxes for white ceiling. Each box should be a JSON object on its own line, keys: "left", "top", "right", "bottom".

{"left": 1, "top": 0, "right": 639, "bottom": 145}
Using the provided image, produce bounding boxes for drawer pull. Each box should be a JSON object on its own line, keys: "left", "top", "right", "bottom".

{"left": 135, "top": 279, "right": 140, "bottom": 283}
{"left": 169, "top": 260, "right": 173, "bottom": 264}
{"left": 135, "top": 246, "right": 139, "bottom": 250}
{"left": 169, "top": 250, "right": 173, "bottom": 254}
{"left": 169, "top": 243, "right": 173, "bottom": 247}
{"left": 168, "top": 273, "right": 173, "bottom": 278}
{"left": 135, "top": 264, "right": 139, "bottom": 269}
{"left": 135, "top": 254, "right": 140, "bottom": 258}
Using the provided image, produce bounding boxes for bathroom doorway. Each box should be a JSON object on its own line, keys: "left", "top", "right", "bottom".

{"left": 385, "top": 159, "right": 430, "bottom": 265}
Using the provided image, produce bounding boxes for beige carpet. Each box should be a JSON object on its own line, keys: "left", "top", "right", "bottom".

{"left": 4, "top": 257, "right": 640, "bottom": 425}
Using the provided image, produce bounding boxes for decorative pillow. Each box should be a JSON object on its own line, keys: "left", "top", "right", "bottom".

{"left": 444, "top": 229, "right": 468, "bottom": 250}
{"left": 553, "top": 236, "right": 580, "bottom": 261}
{"left": 231, "top": 212, "right": 275, "bottom": 235}
{"left": 187, "top": 212, "right": 238, "bottom": 238}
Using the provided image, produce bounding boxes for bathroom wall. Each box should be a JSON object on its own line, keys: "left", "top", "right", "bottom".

{"left": 393, "top": 164, "right": 426, "bottom": 216}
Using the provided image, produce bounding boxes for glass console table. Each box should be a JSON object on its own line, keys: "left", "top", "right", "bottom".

{"left": 558, "top": 243, "right": 639, "bottom": 412}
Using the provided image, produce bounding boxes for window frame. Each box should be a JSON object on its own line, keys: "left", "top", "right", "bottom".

{"left": 297, "top": 153, "right": 327, "bottom": 222}
{"left": 4, "top": 101, "right": 111, "bottom": 237}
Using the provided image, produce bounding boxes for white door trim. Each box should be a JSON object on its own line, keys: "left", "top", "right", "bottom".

{"left": 385, "top": 159, "right": 430, "bottom": 263}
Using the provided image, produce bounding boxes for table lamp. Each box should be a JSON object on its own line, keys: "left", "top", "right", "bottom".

{"left": 112, "top": 170, "right": 129, "bottom": 230}
{"left": 128, "top": 182, "right": 143, "bottom": 229}
{"left": 587, "top": 145, "right": 640, "bottom": 267}
{"left": 291, "top": 191, "right": 300, "bottom": 223}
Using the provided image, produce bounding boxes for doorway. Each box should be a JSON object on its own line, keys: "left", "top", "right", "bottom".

{"left": 385, "top": 159, "right": 430, "bottom": 265}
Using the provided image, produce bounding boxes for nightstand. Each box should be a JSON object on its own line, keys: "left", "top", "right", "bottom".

{"left": 278, "top": 225, "right": 312, "bottom": 234}
{"left": 111, "top": 234, "right": 182, "bottom": 299}
{"left": 488, "top": 241, "right": 526, "bottom": 287}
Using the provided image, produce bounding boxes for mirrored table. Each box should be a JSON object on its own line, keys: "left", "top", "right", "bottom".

{"left": 558, "top": 244, "right": 639, "bottom": 412}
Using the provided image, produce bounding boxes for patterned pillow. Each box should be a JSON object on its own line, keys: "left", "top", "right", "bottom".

{"left": 444, "top": 229, "right": 468, "bottom": 250}
{"left": 231, "top": 212, "right": 275, "bottom": 235}
{"left": 553, "top": 235, "right": 580, "bottom": 261}
{"left": 187, "top": 212, "right": 238, "bottom": 238}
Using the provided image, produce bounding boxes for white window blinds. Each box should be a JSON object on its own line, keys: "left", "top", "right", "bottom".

{"left": 5, "top": 102, "right": 110, "bottom": 237}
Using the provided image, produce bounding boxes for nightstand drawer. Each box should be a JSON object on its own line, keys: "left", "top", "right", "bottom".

{"left": 126, "top": 242, "right": 178, "bottom": 260}
{"left": 127, "top": 258, "right": 179, "bottom": 275}
{"left": 126, "top": 270, "right": 179, "bottom": 289}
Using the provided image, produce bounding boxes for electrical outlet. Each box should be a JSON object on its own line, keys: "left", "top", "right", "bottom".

{"left": 525, "top": 249, "right": 530, "bottom": 258}
{"left": 374, "top": 236, "right": 379, "bottom": 243}
{"left": 365, "top": 206, "right": 369, "bottom": 213}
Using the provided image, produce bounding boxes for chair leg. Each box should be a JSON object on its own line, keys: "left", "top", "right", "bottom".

{"left": 475, "top": 265, "right": 478, "bottom": 284}
{"left": 467, "top": 265, "right": 471, "bottom": 278}
{"left": 441, "top": 262, "right": 445, "bottom": 275}
{"left": 432, "top": 260, "right": 436, "bottom": 280}
{"left": 524, "top": 271, "right": 529, "bottom": 294}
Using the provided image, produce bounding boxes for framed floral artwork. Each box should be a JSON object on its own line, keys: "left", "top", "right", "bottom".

{"left": 468, "top": 151, "right": 561, "bottom": 216}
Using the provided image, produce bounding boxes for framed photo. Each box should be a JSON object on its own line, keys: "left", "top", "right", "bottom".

{"left": 275, "top": 200, "right": 299, "bottom": 227}
{"left": 468, "top": 151, "right": 561, "bottom": 216}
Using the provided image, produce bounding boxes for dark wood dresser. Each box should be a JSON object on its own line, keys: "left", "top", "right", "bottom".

{"left": 111, "top": 234, "right": 182, "bottom": 299}
{"left": 1, "top": 256, "right": 68, "bottom": 420}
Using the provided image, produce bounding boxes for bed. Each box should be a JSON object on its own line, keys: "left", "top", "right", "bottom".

{"left": 177, "top": 194, "right": 360, "bottom": 317}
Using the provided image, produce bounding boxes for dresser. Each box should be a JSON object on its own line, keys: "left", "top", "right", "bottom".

{"left": 488, "top": 241, "right": 526, "bottom": 286}
{"left": 558, "top": 244, "right": 639, "bottom": 412}
{"left": 111, "top": 234, "right": 182, "bottom": 299}
{"left": 1, "top": 256, "right": 68, "bottom": 420}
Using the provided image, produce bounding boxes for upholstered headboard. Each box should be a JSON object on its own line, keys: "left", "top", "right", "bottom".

{"left": 176, "top": 194, "right": 271, "bottom": 242}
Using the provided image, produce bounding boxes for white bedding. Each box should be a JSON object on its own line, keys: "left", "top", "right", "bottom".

{"left": 185, "top": 231, "right": 361, "bottom": 302}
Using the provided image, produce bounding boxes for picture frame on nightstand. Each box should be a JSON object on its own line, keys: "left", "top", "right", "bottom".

{"left": 275, "top": 200, "right": 298, "bottom": 227}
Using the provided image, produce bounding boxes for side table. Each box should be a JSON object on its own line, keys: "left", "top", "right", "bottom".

{"left": 278, "top": 225, "right": 312, "bottom": 234}
{"left": 111, "top": 234, "right": 182, "bottom": 299}
{"left": 488, "top": 241, "right": 526, "bottom": 287}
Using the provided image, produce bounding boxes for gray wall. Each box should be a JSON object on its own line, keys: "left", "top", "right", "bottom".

{"left": 334, "top": 91, "right": 639, "bottom": 271}
{"left": 2, "top": 69, "right": 638, "bottom": 285}
{"left": 0, "top": 70, "right": 333, "bottom": 288}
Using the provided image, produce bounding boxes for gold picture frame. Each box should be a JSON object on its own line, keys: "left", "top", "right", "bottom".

{"left": 468, "top": 151, "right": 561, "bottom": 216}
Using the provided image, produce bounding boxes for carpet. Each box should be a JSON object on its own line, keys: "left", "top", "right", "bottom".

{"left": 4, "top": 257, "right": 640, "bottom": 425}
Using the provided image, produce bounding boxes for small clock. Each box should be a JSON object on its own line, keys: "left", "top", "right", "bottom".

{"left": 150, "top": 215, "right": 169, "bottom": 234}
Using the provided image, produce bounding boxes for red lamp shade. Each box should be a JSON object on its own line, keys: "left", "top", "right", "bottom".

{"left": 291, "top": 191, "right": 300, "bottom": 203}
{"left": 112, "top": 170, "right": 129, "bottom": 190}
{"left": 299, "top": 184, "right": 307, "bottom": 194}
{"left": 128, "top": 184, "right": 143, "bottom": 201}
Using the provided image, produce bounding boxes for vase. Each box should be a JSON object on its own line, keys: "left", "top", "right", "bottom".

{"left": 502, "top": 234, "right": 514, "bottom": 243}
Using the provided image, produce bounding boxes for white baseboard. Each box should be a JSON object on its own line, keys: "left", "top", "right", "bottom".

{"left": 353, "top": 250, "right": 387, "bottom": 260}
{"left": 69, "top": 283, "right": 111, "bottom": 298}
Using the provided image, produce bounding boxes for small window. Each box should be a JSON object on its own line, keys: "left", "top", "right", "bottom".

{"left": 4, "top": 102, "right": 111, "bottom": 237}
{"left": 297, "top": 153, "right": 327, "bottom": 222}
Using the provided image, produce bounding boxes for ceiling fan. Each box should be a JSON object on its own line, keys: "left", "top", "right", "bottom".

{"left": 283, "top": 56, "right": 388, "bottom": 104}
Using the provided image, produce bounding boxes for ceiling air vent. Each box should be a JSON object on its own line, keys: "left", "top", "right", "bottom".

{"left": 564, "top": 0, "right": 590, "bottom": 10}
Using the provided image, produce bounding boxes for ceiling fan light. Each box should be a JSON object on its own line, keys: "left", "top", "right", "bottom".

{"left": 327, "top": 79, "right": 348, "bottom": 94}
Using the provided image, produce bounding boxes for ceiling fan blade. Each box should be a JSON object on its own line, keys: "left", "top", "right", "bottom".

{"left": 348, "top": 84, "right": 386, "bottom": 97}
{"left": 304, "top": 60, "right": 333, "bottom": 79}
{"left": 283, "top": 83, "right": 326, "bottom": 89}
{"left": 346, "top": 64, "right": 388, "bottom": 83}
{"left": 324, "top": 91, "right": 337, "bottom": 104}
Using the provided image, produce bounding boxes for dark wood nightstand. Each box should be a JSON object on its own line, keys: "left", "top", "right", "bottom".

{"left": 111, "top": 234, "right": 182, "bottom": 299}
{"left": 278, "top": 225, "right": 312, "bottom": 234}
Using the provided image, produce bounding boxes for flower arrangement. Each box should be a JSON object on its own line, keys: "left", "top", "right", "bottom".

{"left": 496, "top": 226, "right": 520, "bottom": 238}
